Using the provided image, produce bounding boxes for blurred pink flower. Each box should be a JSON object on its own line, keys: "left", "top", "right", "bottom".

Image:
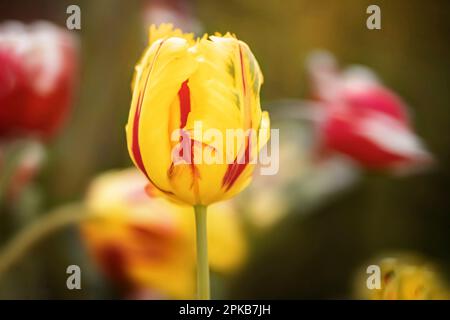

{"left": 0, "top": 21, "right": 78, "bottom": 140}
{"left": 307, "top": 51, "right": 432, "bottom": 173}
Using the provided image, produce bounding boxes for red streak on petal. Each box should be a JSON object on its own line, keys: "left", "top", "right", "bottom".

{"left": 178, "top": 80, "right": 191, "bottom": 128}
{"left": 238, "top": 46, "right": 247, "bottom": 95}
{"left": 177, "top": 80, "right": 196, "bottom": 168}
{"left": 222, "top": 136, "right": 251, "bottom": 191}
{"left": 238, "top": 44, "right": 252, "bottom": 130}
{"left": 98, "top": 245, "right": 129, "bottom": 286}
{"left": 175, "top": 80, "right": 194, "bottom": 164}
{"left": 167, "top": 80, "right": 199, "bottom": 200}
{"left": 221, "top": 46, "right": 254, "bottom": 191}
{"left": 132, "top": 91, "right": 149, "bottom": 179}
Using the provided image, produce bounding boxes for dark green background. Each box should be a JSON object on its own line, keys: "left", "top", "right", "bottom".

{"left": 0, "top": 0, "right": 448, "bottom": 298}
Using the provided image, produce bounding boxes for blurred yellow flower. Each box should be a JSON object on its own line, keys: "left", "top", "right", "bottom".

{"left": 80, "top": 168, "right": 247, "bottom": 299}
{"left": 355, "top": 254, "right": 449, "bottom": 300}
{"left": 125, "top": 23, "right": 270, "bottom": 206}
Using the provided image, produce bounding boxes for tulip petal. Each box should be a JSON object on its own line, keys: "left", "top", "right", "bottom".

{"left": 357, "top": 112, "right": 432, "bottom": 167}
{"left": 258, "top": 111, "right": 271, "bottom": 151}
{"left": 127, "top": 26, "right": 269, "bottom": 205}
{"left": 177, "top": 35, "right": 267, "bottom": 204}
{"left": 126, "top": 37, "right": 198, "bottom": 194}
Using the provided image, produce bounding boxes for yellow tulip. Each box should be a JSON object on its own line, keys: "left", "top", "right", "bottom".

{"left": 125, "top": 24, "right": 269, "bottom": 299}
{"left": 80, "top": 168, "right": 247, "bottom": 299}
{"left": 355, "top": 255, "right": 449, "bottom": 300}
{"left": 125, "top": 24, "right": 270, "bottom": 206}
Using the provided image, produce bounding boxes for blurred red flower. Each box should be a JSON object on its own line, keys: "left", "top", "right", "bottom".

{"left": 308, "top": 51, "right": 432, "bottom": 173}
{"left": 0, "top": 21, "right": 78, "bottom": 140}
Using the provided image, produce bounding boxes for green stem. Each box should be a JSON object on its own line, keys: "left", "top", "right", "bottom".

{"left": 0, "top": 203, "right": 90, "bottom": 281}
{"left": 194, "top": 204, "right": 210, "bottom": 300}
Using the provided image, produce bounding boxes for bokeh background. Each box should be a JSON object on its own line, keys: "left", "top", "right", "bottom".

{"left": 0, "top": 0, "right": 449, "bottom": 299}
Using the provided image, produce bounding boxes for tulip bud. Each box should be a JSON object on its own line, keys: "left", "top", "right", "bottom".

{"left": 0, "top": 21, "right": 78, "bottom": 140}
{"left": 126, "top": 24, "right": 270, "bottom": 205}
